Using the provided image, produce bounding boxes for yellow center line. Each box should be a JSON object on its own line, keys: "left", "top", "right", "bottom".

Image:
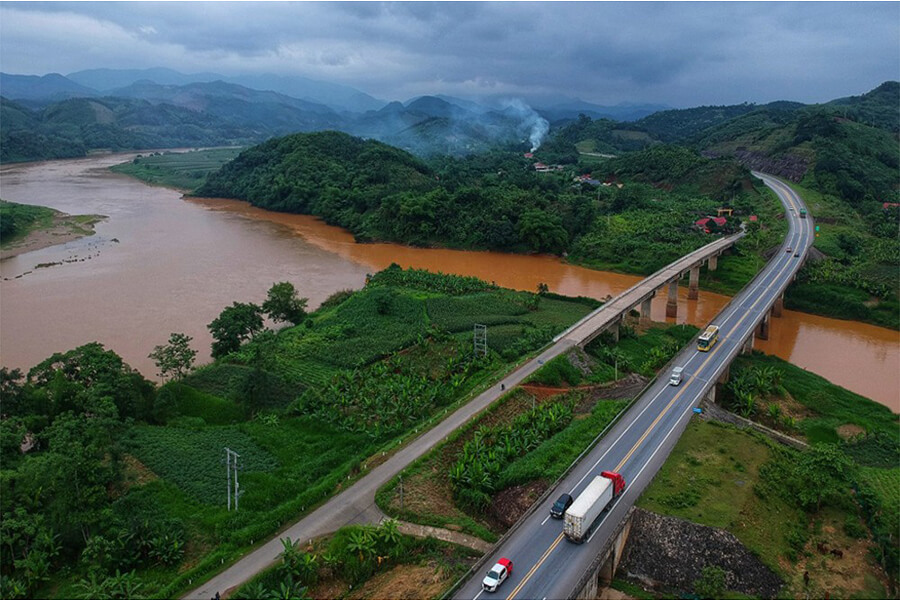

{"left": 505, "top": 532, "right": 564, "bottom": 600}
{"left": 506, "top": 184, "right": 807, "bottom": 599}
{"left": 616, "top": 186, "right": 807, "bottom": 474}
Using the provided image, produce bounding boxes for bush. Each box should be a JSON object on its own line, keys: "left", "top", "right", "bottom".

{"left": 693, "top": 565, "right": 727, "bottom": 599}
{"left": 528, "top": 355, "right": 583, "bottom": 387}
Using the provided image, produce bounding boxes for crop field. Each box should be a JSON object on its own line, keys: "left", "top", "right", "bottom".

{"left": 110, "top": 147, "right": 243, "bottom": 190}
{"left": 133, "top": 270, "right": 630, "bottom": 595}
{"left": 450, "top": 400, "right": 576, "bottom": 510}
{"left": 295, "top": 337, "right": 492, "bottom": 437}
{"left": 241, "top": 275, "right": 595, "bottom": 390}
{"left": 367, "top": 265, "right": 495, "bottom": 295}
{"left": 377, "top": 388, "right": 627, "bottom": 539}
{"left": 860, "top": 466, "right": 900, "bottom": 534}
{"left": 497, "top": 397, "right": 628, "bottom": 490}
{"left": 127, "top": 425, "right": 278, "bottom": 505}
{"left": 426, "top": 292, "right": 528, "bottom": 331}
{"left": 179, "top": 363, "right": 253, "bottom": 400}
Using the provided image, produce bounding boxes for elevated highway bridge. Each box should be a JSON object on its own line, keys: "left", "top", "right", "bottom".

{"left": 188, "top": 173, "right": 808, "bottom": 600}
{"left": 450, "top": 172, "right": 812, "bottom": 600}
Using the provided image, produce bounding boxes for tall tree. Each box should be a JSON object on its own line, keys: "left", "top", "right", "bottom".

{"left": 794, "top": 443, "right": 856, "bottom": 511}
{"left": 148, "top": 333, "right": 197, "bottom": 382}
{"left": 208, "top": 302, "right": 264, "bottom": 358}
{"left": 262, "top": 282, "right": 308, "bottom": 326}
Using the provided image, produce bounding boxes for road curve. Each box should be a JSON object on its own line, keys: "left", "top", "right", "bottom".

{"left": 185, "top": 233, "right": 739, "bottom": 599}
{"left": 187, "top": 175, "right": 805, "bottom": 600}
{"left": 451, "top": 173, "right": 812, "bottom": 600}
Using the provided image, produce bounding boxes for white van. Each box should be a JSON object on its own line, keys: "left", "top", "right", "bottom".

{"left": 669, "top": 366, "right": 684, "bottom": 386}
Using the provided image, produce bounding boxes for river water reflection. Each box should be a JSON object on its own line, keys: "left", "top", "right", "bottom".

{"left": 1, "top": 155, "right": 897, "bottom": 411}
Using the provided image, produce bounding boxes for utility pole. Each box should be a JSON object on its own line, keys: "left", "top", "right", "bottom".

{"left": 224, "top": 447, "right": 241, "bottom": 511}
{"left": 399, "top": 474, "right": 404, "bottom": 510}
{"left": 473, "top": 324, "right": 487, "bottom": 358}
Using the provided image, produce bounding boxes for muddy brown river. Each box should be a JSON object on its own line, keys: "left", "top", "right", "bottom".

{"left": 1, "top": 154, "right": 897, "bottom": 411}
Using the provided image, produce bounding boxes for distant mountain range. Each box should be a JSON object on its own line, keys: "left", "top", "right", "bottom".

{"left": 2, "top": 68, "right": 895, "bottom": 191}
{"left": 2, "top": 68, "right": 670, "bottom": 162}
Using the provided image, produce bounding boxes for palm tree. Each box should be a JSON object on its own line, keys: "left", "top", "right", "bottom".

{"left": 378, "top": 519, "right": 402, "bottom": 551}
{"left": 279, "top": 537, "right": 300, "bottom": 577}
{"left": 299, "top": 553, "right": 319, "bottom": 585}
{"left": 347, "top": 529, "right": 375, "bottom": 562}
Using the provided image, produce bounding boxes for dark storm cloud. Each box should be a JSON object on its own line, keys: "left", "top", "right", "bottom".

{"left": 1, "top": 2, "right": 897, "bottom": 106}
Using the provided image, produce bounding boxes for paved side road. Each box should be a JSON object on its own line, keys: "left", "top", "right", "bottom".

{"left": 185, "top": 346, "right": 564, "bottom": 599}
{"left": 186, "top": 232, "right": 741, "bottom": 599}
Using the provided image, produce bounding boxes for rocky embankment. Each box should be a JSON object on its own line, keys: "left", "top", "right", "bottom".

{"left": 703, "top": 149, "right": 809, "bottom": 182}
{"left": 618, "top": 509, "right": 782, "bottom": 598}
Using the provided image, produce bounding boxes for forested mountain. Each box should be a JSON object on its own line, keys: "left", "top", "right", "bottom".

{"left": 1, "top": 82, "right": 547, "bottom": 163}
{"left": 696, "top": 83, "right": 899, "bottom": 211}
{"left": 196, "top": 131, "right": 437, "bottom": 223}
{"left": 0, "top": 96, "right": 254, "bottom": 163}
{"left": 550, "top": 82, "right": 899, "bottom": 211}
{"left": 195, "top": 130, "right": 773, "bottom": 275}
{"left": 67, "top": 67, "right": 386, "bottom": 112}
{"left": 0, "top": 72, "right": 97, "bottom": 102}
{"left": 825, "top": 81, "right": 900, "bottom": 132}
{"left": 634, "top": 101, "right": 806, "bottom": 143}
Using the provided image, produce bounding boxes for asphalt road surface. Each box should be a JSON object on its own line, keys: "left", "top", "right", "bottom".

{"left": 453, "top": 173, "right": 812, "bottom": 600}
{"left": 188, "top": 173, "right": 807, "bottom": 600}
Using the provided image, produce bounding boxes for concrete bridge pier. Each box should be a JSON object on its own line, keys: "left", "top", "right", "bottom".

{"left": 573, "top": 509, "right": 635, "bottom": 600}
{"left": 772, "top": 294, "right": 784, "bottom": 318}
{"left": 742, "top": 333, "right": 755, "bottom": 355}
{"left": 665, "top": 280, "right": 679, "bottom": 318}
{"left": 639, "top": 294, "right": 654, "bottom": 326}
{"left": 605, "top": 319, "right": 621, "bottom": 342}
{"left": 707, "top": 254, "right": 718, "bottom": 271}
{"left": 688, "top": 266, "right": 700, "bottom": 300}
{"left": 756, "top": 311, "right": 770, "bottom": 340}
{"left": 704, "top": 365, "right": 731, "bottom": 404}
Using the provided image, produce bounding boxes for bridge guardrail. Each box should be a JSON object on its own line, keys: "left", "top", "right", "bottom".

{"left": 447, "top": 175, "right": 805, "bottom": 598}
{"left": 443, "top": 310, "right": 713, "bottom": 599}
{"left": 553, "top": 232, "right": 743, "bottom": 344}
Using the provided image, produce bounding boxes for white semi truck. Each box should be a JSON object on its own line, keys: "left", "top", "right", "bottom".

{"left": 563, "top": 471, "right": 626, "bottom": 543}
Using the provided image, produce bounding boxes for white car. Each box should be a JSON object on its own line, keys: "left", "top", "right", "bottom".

{"left": 482, "top": 557, "right": 513, "bottom": 592}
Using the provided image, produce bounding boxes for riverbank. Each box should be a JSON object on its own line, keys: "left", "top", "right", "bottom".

{"left": 1, "top": 153, "right": 895, "bottom": 410}
{"left": 0, "top": 200, "right": 105, "bottom": 260}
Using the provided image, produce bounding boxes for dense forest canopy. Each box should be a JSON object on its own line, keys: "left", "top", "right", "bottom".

{"left": 196, "top": 130, "right": 765, "bottom": 265}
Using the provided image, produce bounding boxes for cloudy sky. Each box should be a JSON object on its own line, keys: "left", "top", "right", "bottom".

{"left": 1, "top": 1, "right": 897, "bottom": 107}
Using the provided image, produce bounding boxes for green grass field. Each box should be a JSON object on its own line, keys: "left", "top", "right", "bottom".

{"left": 731, "top": 352, "right": 899, "bottom": 443}
{"left": 110, "top": 147, "right": 243, "bottom": 191}
{"left": 638, "top": 420, "right": 804, "bottom": 572}
{"left": 0, "top": 200, "right": 57, "bottom": 244}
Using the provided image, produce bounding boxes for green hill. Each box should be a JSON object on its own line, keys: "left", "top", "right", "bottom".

{"left": 825, "top": 81, "right": 900, "bottom": 133}
{"left": 635, "top": 101, "right": 806, "bottom": 144}
{"left": 196, "top": 131, "right": 778, "bottom": 281}
{"left": 195, "top": 131, "right": 437, "bottom": 225}
{"left": 0, "top": 96, "right": 243, "bottom": 162}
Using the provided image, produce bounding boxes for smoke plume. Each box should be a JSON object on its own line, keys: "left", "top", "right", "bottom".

{"left": 503, "top": 98, "right": 550, "bottom": 152}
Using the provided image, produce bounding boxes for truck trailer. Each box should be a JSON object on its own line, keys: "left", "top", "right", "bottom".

{"left": 563, "top": 471, "right": 626, "bottom": 543}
